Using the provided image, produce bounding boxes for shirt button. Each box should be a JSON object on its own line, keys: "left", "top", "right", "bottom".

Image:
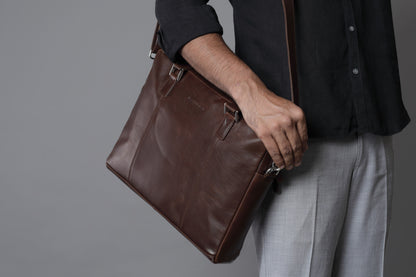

{"left": 352, "top": 68, "right": 359, "bottom": 75}
{"left": 348, "top": 25, "right": 355, "bottom": 32}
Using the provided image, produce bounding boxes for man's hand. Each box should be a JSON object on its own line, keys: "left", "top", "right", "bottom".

{"left": 230, "top": 79, "right": 308, "bottom": 170}
{"left": 180, "top": 33, "right": 308, "bottom": 170}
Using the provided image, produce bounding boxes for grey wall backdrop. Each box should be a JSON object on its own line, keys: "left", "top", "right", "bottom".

{"left": 0, "top": 1, "right": 414, "bottom": 276}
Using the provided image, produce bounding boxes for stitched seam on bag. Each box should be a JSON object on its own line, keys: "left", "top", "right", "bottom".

{"left": 106, "top": 162, "right": 216, "bottom": 261}
{"left": 125, "top": 52, "right": 171, "bottom": 181}
{"left": 214, "top": 150, "right": 269, "bottom": 262}
{"left": 127, "top": 77, "right": 176, "bottom": 182}
{"left": 109, "top": 54, "right": 170, "bottom": 179}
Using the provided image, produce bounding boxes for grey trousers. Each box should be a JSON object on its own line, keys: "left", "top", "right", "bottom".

{"left": 251, "top": 132, "right": 394, "bottom": 277}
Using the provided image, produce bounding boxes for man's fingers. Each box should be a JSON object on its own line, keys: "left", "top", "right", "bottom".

{"left": 258, "top": 134, "right": 286, "bottom": 170}
{"left": 271, "top": 130, "right": 294, "bottom": 170}
{"left": 296, "top": 122, "right": 309, "bottom": 152}
{"left": 284, "top": 125, "right": 304, "bottom": 167}
{"left": 295, "top": 111, "right": 309, "bottom": 151}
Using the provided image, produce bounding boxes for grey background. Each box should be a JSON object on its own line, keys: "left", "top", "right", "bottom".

{"left": 0, "top": 1, "right": 414, "bottom": 276}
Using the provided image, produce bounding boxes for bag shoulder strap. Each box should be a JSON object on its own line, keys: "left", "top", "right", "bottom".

{"left": 149, "top": 23, "right": 161, "bottom": 59}
{"left": 149, "top": 0, "right": 299, "bottom": 104}
{"left": 282, "top": 0, "right": 299, "bottom": 104}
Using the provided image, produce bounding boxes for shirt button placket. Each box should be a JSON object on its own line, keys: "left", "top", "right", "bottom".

{"left": 343, "top": 0, "right": 369, "bottom": 130}
{"left": 348, "top": 26, "right": 359, "bottom": 77}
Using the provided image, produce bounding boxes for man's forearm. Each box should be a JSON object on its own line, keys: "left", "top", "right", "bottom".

{"left": 179, "top": 32, "right": 308, "bottom": 170}
{"left": 179, "top": 33, "right": 267, "bottom": 104}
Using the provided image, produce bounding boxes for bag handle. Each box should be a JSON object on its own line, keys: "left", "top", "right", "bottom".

{"left": 149, "top": 0, "right": 299, "bottom": 105}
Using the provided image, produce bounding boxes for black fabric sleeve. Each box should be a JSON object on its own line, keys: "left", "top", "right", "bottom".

{"left": 155, "top": 0, "right": 224, "bottom": 63}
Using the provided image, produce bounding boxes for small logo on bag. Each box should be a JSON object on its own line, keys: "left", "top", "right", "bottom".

{"left": 186, "top": 95, "right": 206, "bottom": 111}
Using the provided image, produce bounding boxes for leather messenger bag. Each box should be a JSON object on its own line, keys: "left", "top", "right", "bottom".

{"left": 105, "top": 0, "right": 299, "bottom": 263}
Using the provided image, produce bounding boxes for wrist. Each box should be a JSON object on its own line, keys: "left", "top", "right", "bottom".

{"left": 227, "top": 73, "right": 266, "bottom": 105}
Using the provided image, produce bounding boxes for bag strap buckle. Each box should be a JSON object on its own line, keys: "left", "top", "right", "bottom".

{"left": 149, "top": 50, "right": 157, "bottom": 60}
{"left": 169, "top": 64, "right": 184, "bottom": 81}
{"left": 223, "top": 102, "right": 241, "bottom": 122}
{"left": 265, "top": 162, "right": 282, "bottom": 176}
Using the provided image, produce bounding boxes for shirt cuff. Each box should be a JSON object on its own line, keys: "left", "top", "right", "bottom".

{"left": 155, "top": 3, "right": 224, "bottom": 63}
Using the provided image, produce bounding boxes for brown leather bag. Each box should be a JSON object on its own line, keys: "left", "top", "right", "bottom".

{"left": 105, "top": 0, "right": 299, "bottom": 263}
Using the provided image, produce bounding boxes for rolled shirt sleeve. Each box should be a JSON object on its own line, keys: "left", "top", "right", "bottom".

{"left": 155, "top": 0, "right": 224, "bottom": 63}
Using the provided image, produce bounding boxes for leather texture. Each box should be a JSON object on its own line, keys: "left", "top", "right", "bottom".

{"left": 106, "top": 0, "right": 299, "bottom": 263}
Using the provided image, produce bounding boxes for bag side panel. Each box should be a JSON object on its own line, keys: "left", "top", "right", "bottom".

{"left": 106, "top": 50, "right": 172, "bottom": 179}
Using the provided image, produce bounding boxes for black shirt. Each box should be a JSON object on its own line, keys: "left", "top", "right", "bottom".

{"left": 155, "top": 0, "right": 411, "bottom": 139}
